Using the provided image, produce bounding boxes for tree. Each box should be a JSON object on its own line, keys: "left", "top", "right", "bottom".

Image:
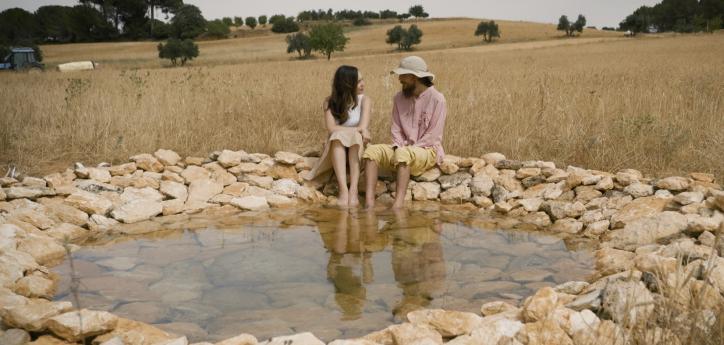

{"left": 35, "top": 6, "right": 72, "bottom": 42}
{"left": 286, "top": 32, "right": 312, "bottom": 58}
{"left": 245, "top": 16, "right": 257, "bottom": 29}
{"left": 146, "top": 0, "right": 182, "bottom": 35}
{"left": 475, "top": 20, "right": 500, "bottom": 42}
{"left": 158, "top": 38, "right": 198, "bottom": 65}
{"left": 408, "top": 5, "right": 428, "bottom": 19}
{"left": 309, "top": 23, "right": 349, "bottom": 60}
{"left": 0, "top": 8, "right": 41, "bottom": 45}
{"left": 221, "top": 17, "right": 233, "bottom": 26}
{"left": 379, "top": 10, "right": 398, "bottom": 19}
{"left": 572, "top": 14, "right": 587, "bottom": 34}
{"left": 269, "top": 14, "right": 286, "bottom": 25}
{"left": 206, "top": 19, "right": 230, "bottom": 38}
{"left": 557, "top": 15, "right": 571, "bottom": 36}
{"left": 353, "top": 17, "right": 372, "bottom": 26}
{"left": 397, "top": 13, "right": 411, "bottom": 22}
{"left": 170, "top": 4, "right": 206, "bottom": 39}
{"left": 620, "top": 6, "right": 654, "bottom": 35}
{"left": 233, "top": 16, "right": 243, "bottom": 26}
{"left": 386, "top": 24, "right": 422, "bottom": 50}
{"left": 271, "top": 17, "right": 299, "bottom": 33}
{"left": 258, "top": 15, "right": 268, "bottom": 27}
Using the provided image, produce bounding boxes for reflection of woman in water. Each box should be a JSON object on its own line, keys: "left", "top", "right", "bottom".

{"left": 318, "top": 210, "right": 388, "bottom": 320}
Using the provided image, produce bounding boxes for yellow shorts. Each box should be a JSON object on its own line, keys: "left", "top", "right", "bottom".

{"left": 362, "top": 144, "right": 437, "bottom": 177}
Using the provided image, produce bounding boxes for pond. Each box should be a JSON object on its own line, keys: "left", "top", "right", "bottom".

{"left": 52, "top": 205, "right": 595, "bottom": 343}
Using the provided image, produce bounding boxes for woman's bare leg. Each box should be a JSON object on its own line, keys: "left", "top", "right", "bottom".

{"left": 364, "top": 159, "right": 378, "bottom": 210}
{"left": 331, "top": 140, "right": 349, "bottom": 207}
{"left": 348, "top": 144, "right": 361, "bottom": 207}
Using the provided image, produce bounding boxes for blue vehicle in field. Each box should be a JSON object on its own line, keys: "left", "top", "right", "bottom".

{"left": 0, "top": 47, "right": 44, "bottom": 71}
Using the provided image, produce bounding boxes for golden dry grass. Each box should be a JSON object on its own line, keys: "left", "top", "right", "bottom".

{"left": 39, "top": 18, "right": 619, "bottom": 69}
{"left": 0, "top": 22, "right": 722, "bottom": 181}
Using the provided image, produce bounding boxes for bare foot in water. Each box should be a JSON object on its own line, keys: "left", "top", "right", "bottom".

{"left": 337, "top": 190, "right": 349, "bottom": 208}
{"left": 348, "top": 188, "right": 359, "bottom": 207}
{"left": 391, "top": 199, "right": 405, "bottom": 210}
{"left": 364, "top": 197, "right": 375, "bottom": 211}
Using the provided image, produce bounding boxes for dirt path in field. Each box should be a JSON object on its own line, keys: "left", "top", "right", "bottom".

{"left": 448, "top": 37, "right": 626, "bottom": 54}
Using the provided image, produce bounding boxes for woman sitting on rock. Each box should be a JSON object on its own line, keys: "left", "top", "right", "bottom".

{"left": 305, "top": 65, "right": 372, "bottom": 207}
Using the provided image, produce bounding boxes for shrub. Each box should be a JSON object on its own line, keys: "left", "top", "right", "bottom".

{"left": 286, "top": 32, "right": 312, "bottom": 59}
{"left": 353, "top": 17, "right": 372, "bottom": 26}
{"left": 272, "top": 17, "right": 300, "bottom": 33}
{"left": 475, "top": 20, "right": 500, "bottom": 42}
{"left": 245, "top": 16, "right": 257, "bottom": 29}
{"left": 157, "top": 38, "right": 199, "bottom": 66}
{"left": 258, "top": 15, "right": 268, "bottom": 27}
{"left": 206, "top": 20, "right": 230, "bottom": 39}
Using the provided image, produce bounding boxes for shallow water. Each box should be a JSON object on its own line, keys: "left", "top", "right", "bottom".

{"left": 52, "top": 206, "right": 595, "bottom": 342}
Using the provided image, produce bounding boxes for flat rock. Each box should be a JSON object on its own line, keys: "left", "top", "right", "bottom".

{"left": 64, "top": 190, "right": 113, "bottom": 215}
{"left": 18, "top": 234, "right": 67, "bottom": 266}
{"left": 522, "top": 287, "right": 558, "bottom": 322}
{"left": 2, "top": 299, "right": 73, "bottom": 331}
{"left": 607, "top": 211, "right": 688, "bottom": 251}
{"left": 274, "top": 151, "right": 303, "bottom": 165}
{"left": 13, "top": 273, "right": 56, "bottom": 299}
{"left": 407, "top": 309, "right": 483, "bottom": 337}
{"left": 655, "top": 176, "right": 689, "bottom": 191}
{"left": 4, "top": 187, "right": 55, "bottom": 200}
{"left": 260, "top": 332, "right": 324, "bottom": 345}
{"left": 609, "top": 196, "right": 669, "bottom": 229}
{"left": 0, "top": 329, "right": 30, "bottom": 345}
{"left": 130, "top": 154, "right": 164, "bottom": 172}
{"left": 601, "top": 280, "right": 654, "bottom": 327}
{"left": 230, "top": 196, "right": 269, "bottom": 211}
{"left": 111, "top": 199, "right": 163, "bottom": 224}
{"left": 154, "top": 149, "right": 181, "bottom": 166}
{"left": 412, "top": 182, "right": 441, "bottom": 201}
{"left": 47, "top": 309, "right": 118, "bottom": 342}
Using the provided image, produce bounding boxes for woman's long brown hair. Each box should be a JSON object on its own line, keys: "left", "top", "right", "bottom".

{"left": 326, "top": 65, "right": 359, "bottom": 124}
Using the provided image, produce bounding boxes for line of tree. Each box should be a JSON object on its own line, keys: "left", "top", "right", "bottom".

{"left": 620, "top": 0, "right": 724, "bottom": 35}
{"left": 557, "top": 15, "right": 587, "bottom": 37}
{"left": 296, "top": 5, "right": 427, "bottom": 22}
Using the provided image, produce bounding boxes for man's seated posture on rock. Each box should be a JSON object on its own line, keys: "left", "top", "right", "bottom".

{"left": 363, "top": 56, "right": 447, "bottom": 209}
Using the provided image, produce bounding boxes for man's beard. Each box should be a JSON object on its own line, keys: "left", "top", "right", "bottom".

{"left": 402, "top": 82, "right": 415, "bottom": 98}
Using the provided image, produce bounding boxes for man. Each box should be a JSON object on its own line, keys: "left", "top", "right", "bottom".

{"left": 363, "top": 56, "right": 447, "bottom": 209}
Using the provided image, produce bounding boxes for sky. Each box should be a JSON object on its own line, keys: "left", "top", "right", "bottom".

{"left": 2, "top": 0, "right": 661, "bottom": 28}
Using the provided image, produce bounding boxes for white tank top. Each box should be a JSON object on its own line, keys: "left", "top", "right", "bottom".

{"left": 341, "top": 95, "right": 364, "bottom": 127}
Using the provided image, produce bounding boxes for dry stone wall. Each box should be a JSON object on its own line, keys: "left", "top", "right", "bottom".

{"left": 0, "top": 148, "right": 723, "bottom": 345}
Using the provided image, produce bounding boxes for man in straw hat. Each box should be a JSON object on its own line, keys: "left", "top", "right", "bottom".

{"left": 363, "top": 56, "right": 447, "bottom": 209}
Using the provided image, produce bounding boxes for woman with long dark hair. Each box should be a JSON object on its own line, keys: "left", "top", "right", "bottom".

{"left": 305, "top": 65, "right": 372, "bottom": 207}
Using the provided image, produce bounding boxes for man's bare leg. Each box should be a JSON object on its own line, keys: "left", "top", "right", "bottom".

{"left": 364, "top": 159, "right": 378, "bottom": 210}
{"left": 392, "top": 163, "right": 411, "bottom": 209}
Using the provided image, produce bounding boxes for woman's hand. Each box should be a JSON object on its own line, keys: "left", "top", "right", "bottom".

{"left": 360, "top": 128, "right": 371, "bottom": 144}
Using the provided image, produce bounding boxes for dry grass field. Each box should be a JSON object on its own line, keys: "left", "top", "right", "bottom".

{"left": 0, "top": 19, "right": 722, "bottom": 182}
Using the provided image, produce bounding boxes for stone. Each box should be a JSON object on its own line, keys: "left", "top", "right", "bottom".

{"left": 274, "top": 151, "right": 303, "bottom": 165}
{"left": 470, "top": 174, "right": 494, "bottom": 196}
{"left": 521, "top": 287, "right": 558, "bottom": 322}
{"left": 615, "top": 169, "right": 642, "bottom": 186}
{"left": 266, "top": 195, "right": 296, "bottom": 208}
{"left": 494, "top": 201, "right": 514, "bottom": 214}
{"left": 230, "top": 196, "right": 269, "bottom": 211}
{"left": 387, "top": 323, "right": 443, "bottom": 345}
{"left": 108, "top": 163, "right": 137, "bottom": 176}
{"left": 439, "top": 160, "right": 459, "bottom": 175}
{"left": 481, "top": 301, "right": 518, "bottom": 316}
{"left": 472, "top": 196, "right": 494, "bottom": 208}
{"left": 518, "top": 198, "right": 543, "bottom": 212}
{"left": 88, "top": 214, "right": 119, "bottom": 232}
{"left": 161, "top": 171, "right": 184, "bottom": 184}
{"left": 14, "top": 272, "right": 56, "bottom": 299}
{"left": 86, "top": 168, "right": 112, "bottom": 183}
{"left": 223, "top": 182, "right": 249, "bottom": 196}
{"left": 159, "top": 337, "right": 188, "bottom": 345}
{"left": 542, "top": 201, "right": 585, "bottom": 221}
{"left": 517, "top": 319, "right": 572, "bottom": 345}
{"left": 516, "top": 168, "right": 540, "bottom": 179}
{"left": 46, "top": 309, "right": 118, "bottom": 342}
{"left": 4, "top": 187, "right": 54, "bottom": 200}
{"left": 328, "top": 340, "right": 379, "bottom": 345}
{"left": 120, "top": 187, "right": 163, "bottom": 203}
{"left": 23, "top": 177, "right": 47, "bottom": 187}
{"left": 583, "top": 220, "right": 610, "bottom": 238}
{"left": 623, "top": 182, "right": 654, "bottom": 198}
{"left": 607, "top": 211, "right": 688, "bottom": 251}
{"left": 267, "top": 164, "right": 299, "bottom": 181}
{"left": 0, "top": 329, "right": 30, "bottom": 345}
{"left": 415, "top": 168, "right": 441, "bottom": 182}
{"left": 161, "top": 199, "right": 184, "bottom": 215}
{"left": 655, "top": 176, "right": 690, "bottom": 191}
{"left": 595, "top": 248, "right": 635, "bottom": 276}
{"left": 412, "top": 182, "right": 441, "bottom": 201}
{"left": 260, "top": 332, "right": 324, "bottom": 345}
{"left": 554, "top": 281, "right": 589, "bottom": 295}
{"left": 130, "top": 154, "right": 163, "bottom": 172}
{"left": 673, "top": 191, "right": 704, "bottom": 205}
{"left": 18, "top": 234, "right": 67, "bottom": 266}
{"left": 551, "top": 218, "right": 583, "bottom": 234}
{"left": 698, "top": 231, "right": 716, "bottom": 247}
{"left": 64, "top": 190, "right": 113, "bottom": 215}
{"left": 2, "top": 299, "right": 73, "bottom": 331}
{"left": 686, "top": 213, "right": 723, "bottom": 233}
{"left": 521, "top": 212, "right": 551, "bottom": 228}
{"left": 482, "top": 152, "right": 506, "bottom": 165}
{"left": 186, "top": 179, "right": 223, "bottom": 204}
{"left": 601, "top": 280, "right": 654, "bottom": 327}
{"left": 154, "top": 149, "right": 181, "bottom": 166}
{"left": 521, "top": 175, "right": 546, "bottom": 188}
{"left": 440, "top": 185, "right": 471, "bottom": 204}
{"left": 45, "top": 203, "right": 89, "bottom": 227}
{"left": 240, "top": 174, "right": 273, "bottom": 189}
{"left": 10, "top": 209, "right": 55, "bottom": 230}
{"left": 181, "top": 166, "right": 211, "bottom": 184}
{"left": 160, "top": 181, "right": 188, "bottom": 200}
{"left": 215, "top": 333, "right": 258, "bottom": 345}
{"left": 111, "top": 199, "right": 163, "bottom": 223}
{"left": 594, "top": 176, "right": 614, "bottom": 191}
{"left": 216, "top": 150, "right": 243, "bottom": 168}
{"left": 270, "top": 179, "right": 300, "bottom": 197}
{"left": 185, "top": 156, "right": 205, "bottom": 166}
{"left": 438, "top": 172, "right": 472, "bottom": 189}
{"left": 634, "top": 253, "right": 677, "bottom": 277}
{"left": 609, "top": 196, "right": 669, "bottom": 228}
{"left": 92, "top": 317, "right": 175, "bottom": 345}
{"left": 690, "top": 172, "right": 715, "bottom": 183}
{"left": 407, "top": 309, "right": 483, "bottom": 337}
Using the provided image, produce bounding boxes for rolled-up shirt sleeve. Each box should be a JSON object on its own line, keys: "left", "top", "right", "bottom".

{"left": 391, "top": 101, "right": 406, "bottom": 147}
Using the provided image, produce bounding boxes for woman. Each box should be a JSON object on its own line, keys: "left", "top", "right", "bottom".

{"left": 305, "top": 65, "right": 372, "bottom": 207}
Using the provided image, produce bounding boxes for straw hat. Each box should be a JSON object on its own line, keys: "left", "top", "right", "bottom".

{"left": 391, "top": 56, "right": 435, "bottom": 81}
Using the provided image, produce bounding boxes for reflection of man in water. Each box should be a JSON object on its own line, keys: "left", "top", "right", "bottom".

{"left": 318, "top": 210, "right": 388, "bottom": 320}
{"left": 316, "top": 209, "right": 446, "bottom": 321}
{"left": 388, "top": 209, "right": 446, "bottom": 320}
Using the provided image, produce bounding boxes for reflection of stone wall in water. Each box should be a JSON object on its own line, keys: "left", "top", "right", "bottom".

{"left": 388, "top": 213, "right": 446, "bottom": 319}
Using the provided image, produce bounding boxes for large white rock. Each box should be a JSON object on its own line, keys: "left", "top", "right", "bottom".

{"left": 407, "top": 309, "right": 483, "bottom": 337}
{"left": 655, "top": 176, "right": 690, "bottom": 191}
{"left": 186, "top": 179, "right": 223, "bottom": 204}
{"left": 160, "top": 181, "right": 188, "bottom": 200}
{"left": 130, "top": 153, "right": 164, "bottom": 172}
{"left": 154, "top": 149, "right": 182, "bottom": 166}
{"left": 46, "top": 309, "right": 119, "bottom": 342}
{"left": 17, "top": 234, "right": 67, "bottom": 266}
{"left": 1, "top": 299, "right": 73, "bottom": 331}
{"left": 215, "top": 333, "right": 258, "bottom": 345}
{"left": 470, "top": 174, "right": 494, "bottom": 196}
{"left": 440, "top": 185, "right": 471, "bottom": 204}
{"left": 217, "top": 150, "right": 243, "bottom": 168}
{"left": 111, "top": 199, "right": 163, "bottom": 223}
{"left": 522, "top": 287, "right": 558, "bottom": 322}
{"left": 601, "top": 280, "right": 654, "bottom": 327}
{"left": 260, "top": 332, "right": 324, "bottom": 345}
{"left": 607, "top": 211, "right": 688, "bottom": 251}
{"left": 64, "top": 190, "right": 113, "bottom": 215}
{"left": 274, "top": 151, "right": 303, "bottom": 165}
{"left": 120, "top": 187, "right": 164, "bottom": 203}
{"left": 271, "top": 179, "right": 300, "bottom": 197}
{"left": 230, "top": 196, "right": 269, "bottom": 211}
{"left": 412, "top": 182, "right": 441, "bottom": 201}
{"left": 181, "top": 166, "right": 211, "bottom": 184}
{"left": 623, "top": 182, "right": 653, "bottom": 198}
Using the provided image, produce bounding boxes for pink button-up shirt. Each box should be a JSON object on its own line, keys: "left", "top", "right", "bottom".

{"left": 391, "top": 86, "right": 447, "bottom": 164}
